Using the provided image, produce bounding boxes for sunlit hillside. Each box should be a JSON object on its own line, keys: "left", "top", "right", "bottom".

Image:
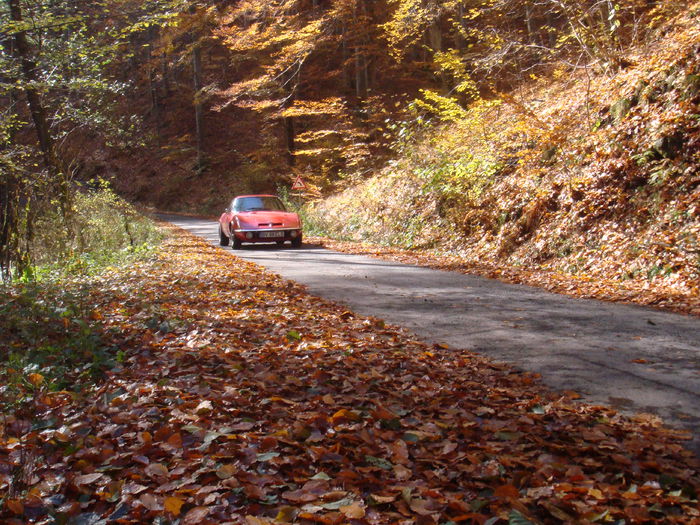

{"left": 306, "top": 6, "right": 700, "bottom": 301}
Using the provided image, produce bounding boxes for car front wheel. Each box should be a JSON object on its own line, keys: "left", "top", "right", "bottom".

{"left": 219, "top": 225, "right": 230, "bottom": 246}
{"left": 292, "top": 235, "right": 302, "bottom": 248}
{"left": 232, "top": 236, "right": 242, "bottom": 250}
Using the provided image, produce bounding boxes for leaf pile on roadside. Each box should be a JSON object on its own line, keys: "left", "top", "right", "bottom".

{"left": 0, "top": 225, "right": 698, "bottom": 524}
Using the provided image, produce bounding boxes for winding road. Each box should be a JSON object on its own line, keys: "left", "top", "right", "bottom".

{"left": 161, "top": 214, "right": 700, "bottom": 454}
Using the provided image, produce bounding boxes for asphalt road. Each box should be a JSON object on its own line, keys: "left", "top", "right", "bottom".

{"left": 161, "top": 215, "right": 700, "bottom": 454}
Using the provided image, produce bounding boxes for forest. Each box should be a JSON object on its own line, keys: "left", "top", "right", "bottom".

{"left": 2, "top": 1, "right": 700, "bottom": 523}
{"left": 1, "top": 0, "right": 698, "bottom": 293}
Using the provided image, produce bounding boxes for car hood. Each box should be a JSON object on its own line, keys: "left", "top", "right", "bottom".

{"left": 236, "top": 211, "right": 300, "bottom": 228}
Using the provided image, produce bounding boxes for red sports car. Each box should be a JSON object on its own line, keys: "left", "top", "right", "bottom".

{"left": 218, "top": 194, "right": 303, "bottom": 249}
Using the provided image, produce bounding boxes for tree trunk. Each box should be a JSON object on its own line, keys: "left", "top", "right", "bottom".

{"left": 429, "top": 18, "right": 449, "bottom": 92}
{"left": 353, "top": 3, "right": 368, "bottom": 98}
{"left": 0, "top": 35, "right": 17, "bottom": 277}
{"left": 192, "top": 42, "right": 204, "bottom": 173}
{"left": 8, "top": 0, "right": 57, "bottom": 173}
{"left": 341, "top": 22, "right": 350, "bottom": 90}
{"left": 428, "top": 19, "right": 442, "bottom": 52}
{"left": 454, "top": 4, "right": 465, "bottom": 50}
{"left": 146, "top": 26, "right": 160, "bottom": 139}
{"left": 546, "top": 11, "right": 557, "bottom": 47}
{"left": 0, "top": 154, "right": 19, "bottom": 278}
{"left": 8, "top": 0, "right": 69, "bottom": 223}
{"left": 149, "top": 65, "right": 161, "bottom": 141}
{"left": 525, "top": 3, "right": 535, "bottom": 44}
{"left": 363, "top": 50, "right": 370, "bottom": 94}
{"left": 355, "top": 47, "right": 365, "bottom": 98}
{"left": 162, "top": 52, "right": 171, "bottom": 95}
{"left": 189, "top": 4, "right": 204, "bottom": 174}
{"left": 285, "top": 116, "right": 295, "bottom": 166}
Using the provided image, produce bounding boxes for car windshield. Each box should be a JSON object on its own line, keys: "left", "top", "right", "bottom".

{"left": 233, "top": 196, "right": 286, "bottom": 212}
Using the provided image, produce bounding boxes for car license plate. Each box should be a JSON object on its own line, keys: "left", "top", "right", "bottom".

{"left": 260, "top": 231, "right": 284, "bottom": 238}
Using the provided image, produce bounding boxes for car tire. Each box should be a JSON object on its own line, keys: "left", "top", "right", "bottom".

{"left": 276, "top": 241, "right": 285, "bottom": 247}
{"left": 292, "top": 235, "right": 302, "bottom": 248}
{"left": 219, "top": 225, "right": 230, "bottom": 246}
{"left": 232, "top": 237, "right": 242, "bottom": 250}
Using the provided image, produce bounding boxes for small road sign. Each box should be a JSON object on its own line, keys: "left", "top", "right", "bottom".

{"left": 291, "top": 176, "right": 306, "bottom": 190}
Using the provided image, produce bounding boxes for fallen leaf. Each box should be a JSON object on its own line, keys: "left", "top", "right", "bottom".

{"left": 340, "top": 501, "right": 366, "bottom": 519}
{"left": 145, "top": 463, "right": 169, "bottom": 479}
{"left": 370, "top": 493, "right": 397, "bottom": 504}
{"left": 75, "top": 473, "right": 105, "bottom": 486}
{"left": 27, "top": 373, "right": 44, "bottom": 386}
{"left": 494, "top": 484, "right": 520, "bottom": 500}
{"left": 275, "top": 506, "right": 298, "bottom": 522}
{"left": 182, "top": 507, "right": 210, "bottom": 524}
{"left": 246, "top": 515, "right": 274, "bottom": 525}
{"left": 6, "top": 499, "right": 23, "bottom": 515}
{"left": 216, "top": 464, "right": 237, "bottom": 479}
{"left": 139, "top": 493, "right": 162, "bottom": 511}
{"left": 321, "top": 497, "right": 354, "bottom": 510}
{"left": 409, "top": 498, "right": 435, "bottom": 516}
{"left": 166, "top": 432, "right": 183, "bottom": 448}
{"left": 195, "top": 400, "right": 213, "bottom": 415}
{"left": 282, "top": 489, "right": 318, "bottom": 503}
{"left": 164, "top": 496, "right": 184, "bottom": 516}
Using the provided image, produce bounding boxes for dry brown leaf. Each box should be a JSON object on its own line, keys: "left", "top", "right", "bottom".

{"left": 145, "top": 463, "right": 169, "bottom": 479}
{"left": 340, "top": 501, "right": 366, "bottom": 519}
{"left": 182, "top": 506, "right": 210, "bottom": 524}
{"left": 139, "top": 493, "right": 162, "bottom": 511}
{"left": 74, "top": 473, "right": 104, "bottom": 486}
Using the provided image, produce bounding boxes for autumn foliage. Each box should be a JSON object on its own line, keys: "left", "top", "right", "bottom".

{"left": 3, "top": 0, "right": 698, "bottom": 298}
{"left": 304, "top": 4, "right": 700, "bottom": 313}
{"left": 1, "top": 227, "right": 698, "bottom": 523}
{"left": 3, "top": 0, "right": 700, "bottom": 521}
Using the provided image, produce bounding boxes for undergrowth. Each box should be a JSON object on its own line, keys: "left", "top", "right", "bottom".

{"left": 0, "top": 186, "right": 163, "bottom": 459}
{"left": 28, "top": 184, "right": 163, "bottom": 280}
{"left": 0, "top": 283, "right": 114, "bottom": 405}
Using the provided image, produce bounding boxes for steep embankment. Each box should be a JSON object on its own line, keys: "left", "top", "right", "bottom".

{"left": 307, "top": 8, "right": 700, "bottom": 310}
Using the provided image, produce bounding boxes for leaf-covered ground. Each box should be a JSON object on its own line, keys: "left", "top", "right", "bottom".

{"left": 1, "top": 227, "right": 699, "bottom": 524}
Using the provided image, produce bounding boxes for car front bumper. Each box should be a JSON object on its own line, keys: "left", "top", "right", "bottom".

{"left": 233, "top": 228, "right": 302, "bottom": 242}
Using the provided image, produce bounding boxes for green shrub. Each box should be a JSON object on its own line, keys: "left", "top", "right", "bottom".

{"left": 30, "top": 183, "right": 162, "bottom": 277}
{"left": 420, "top": 154, "right": 502, "bottom": 206}
{"left": 278, "top": 185, "right": 330, "bottom": 237}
